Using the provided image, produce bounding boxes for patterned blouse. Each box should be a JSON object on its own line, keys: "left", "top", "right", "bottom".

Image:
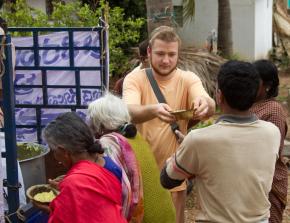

{"left": 250, "top": 99, "right": 288, "bottom": 205}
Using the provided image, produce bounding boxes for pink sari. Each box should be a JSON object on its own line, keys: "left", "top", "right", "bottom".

{"left": 100, "top": 133, "right": 144, "bottom": 222}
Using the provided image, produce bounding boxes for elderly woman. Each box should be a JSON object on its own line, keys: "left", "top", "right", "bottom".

{"left": 87, "top": 93, "right": 175, "bottom": 223}
{"left": 42, "top": 112, "right": 127, "bottom": 223}
{"left": 250, "top": 60, "right": 288, "bottom": 223}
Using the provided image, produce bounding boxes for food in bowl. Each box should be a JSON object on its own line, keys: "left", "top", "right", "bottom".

{"left": 26, "top": 184, "right": 59, "bottom": 204}
{"left": 17, "top": 143, "right": 43, "bottom": 161}
{"left": 34, "top": 190, "right": 56, "bottom": 203}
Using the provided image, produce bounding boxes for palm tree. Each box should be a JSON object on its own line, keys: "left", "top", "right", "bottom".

{"left": 217, "top": 0, "right": 233, "bottom": 57}
{"left": 183, "top": 0, "right": 233, "bottom": 57}
{"left": 151, "top": 0, "right": 233, "bottom": 57}
{"left": 45, "top": 0, "right": 53, "bottom": 15}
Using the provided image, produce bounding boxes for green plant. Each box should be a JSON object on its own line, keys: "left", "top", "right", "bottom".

{"left": 222, "top": 52, "right": 245, "bottom": 61}
{"left": 280, "top": 53, "right": 290, "bottom": 70}
{"left": 1, "top": 0, "right": 50, "bottom": 36}
{"left": 50, "top": 1, "right": 100, "bottom": 27}
{"left": 276, "top": 95, "right": 288, "bottom": 102}
{"left": 188, "top": 119, "right": 214, "bottom": 133}
{"left": 0, "top": 0, "right": 145, "bottom": 76}
{"left": 195, "top": 120, "right": 213, "bottom": 128}
{"left": 108, "top": 5, "right": 144, "bottom": 75}
{"left": 17, "top": 142, "right": 42, "bottom": 161}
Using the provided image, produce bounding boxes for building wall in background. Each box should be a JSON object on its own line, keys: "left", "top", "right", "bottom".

{"left": 254, "top": 0, "right": 273, "bottom": 59}
{"left": 174, "top": 0, "right": 273, "bottom": 60}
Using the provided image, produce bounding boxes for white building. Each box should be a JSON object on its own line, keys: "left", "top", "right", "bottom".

{"left": 173, "top": 0, "right": 273, "bottom": 61}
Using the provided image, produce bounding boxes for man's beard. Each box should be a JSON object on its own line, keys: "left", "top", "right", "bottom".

{"left": 150, "top": 59, "right": 177, "bottom": 77}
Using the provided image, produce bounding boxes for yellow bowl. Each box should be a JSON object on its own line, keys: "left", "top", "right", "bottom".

{"left": 170, "top": 109, "right": 194, "bottom": 120}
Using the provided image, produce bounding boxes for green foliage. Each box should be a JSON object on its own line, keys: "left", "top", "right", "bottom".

{"left": 0, "top": 0, "right": 145, "bottom": 76}
{"left": 183, "top": 0, "right": 195, "bottom": 24}
{"left": 276, "top": 95, "right": 288, "bottom": 102}
{"left": 107, "top": 0, "right": 146, "bottom": 19}
{"left": 269, "top": 48, "right": 290, "bottom": 72}
{"left": 280, "top": 54, "right": 290, "bottom": 70}
{"left": 50, "top": 1, "right": 100, "bottom": 27}
{"left": 222, "top": 52, "right": 245, "bottom": 61}
{"left": 1, "top": 0, "right": 49, "bottom": 27}
{"left": 1, "top": 0, "right": 49, "bottom": 36}
{"left": 194, "top": 119, "right": 213, "bottom": 129}
{"left": 108, "top": 6, "right": 144, "bottom": 74}
{"left": 188, "top": 119, "right": 213, "bottom": 133}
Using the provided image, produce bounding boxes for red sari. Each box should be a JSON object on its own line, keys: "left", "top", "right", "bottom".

{"left": 48, "top": 160, "right": 127, "bottom": 223}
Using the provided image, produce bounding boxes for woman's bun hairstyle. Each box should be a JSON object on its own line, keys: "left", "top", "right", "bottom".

{"left": 87, "top": 140, "right": 104, "bottom": 154}
{"left": 119, "top": 123, "right": 137, "bottom": 138}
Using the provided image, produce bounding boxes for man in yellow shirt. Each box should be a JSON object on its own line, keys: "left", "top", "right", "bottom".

{"left": 122, "top": 26, "right": 215, "bottom": 223}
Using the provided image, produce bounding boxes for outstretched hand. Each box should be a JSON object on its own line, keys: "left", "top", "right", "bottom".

{"left": 193, "top": 96, "right": 211, "bottom": 120}
{"left": 155, "top": 103, "right": 176, "bottom": 123}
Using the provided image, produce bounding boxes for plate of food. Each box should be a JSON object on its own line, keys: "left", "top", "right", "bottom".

{"left": 170, "top": 109, "right": 194, "bottom": 120}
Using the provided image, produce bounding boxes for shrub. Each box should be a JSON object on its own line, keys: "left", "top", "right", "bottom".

{"left": 0, "top": 0, "right": 145, "bottom": 76}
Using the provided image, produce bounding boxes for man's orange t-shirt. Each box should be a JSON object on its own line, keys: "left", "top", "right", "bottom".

{"left": 123, "top": 68, "right": 210, "bottom": 190}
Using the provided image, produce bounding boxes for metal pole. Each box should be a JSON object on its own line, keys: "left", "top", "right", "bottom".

{"left": 2, "top": 34, "right": 20, "bottom": 222}
{"left": 100, "top": 5, "right": 109, "bottom": 90}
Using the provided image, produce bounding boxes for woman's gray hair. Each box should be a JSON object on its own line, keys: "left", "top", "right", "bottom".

{"left": 87, "top": 92, "right": 131, "bottom": 135}
{"left": 43, "top": 112, "right": 103, "bottom": 154}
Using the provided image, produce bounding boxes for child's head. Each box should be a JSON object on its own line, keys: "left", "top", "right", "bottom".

{"left": 253, "top": 59, "right": 279, "bottom": 99}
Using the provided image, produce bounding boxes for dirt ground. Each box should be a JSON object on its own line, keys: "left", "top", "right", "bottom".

{"left": 185, "top": 71, "right": 290, "bottom": 222}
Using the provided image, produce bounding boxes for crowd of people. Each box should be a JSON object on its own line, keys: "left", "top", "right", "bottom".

{"left": 4, "top": 25, "right": 287, "bottom": 223}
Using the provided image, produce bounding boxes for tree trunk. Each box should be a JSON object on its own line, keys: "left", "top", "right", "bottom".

{"left": 45, "top": 0, "right": 53, "bottom": 15}
{"left": 217, "top": 0, "right": 233, "bottom": 57}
